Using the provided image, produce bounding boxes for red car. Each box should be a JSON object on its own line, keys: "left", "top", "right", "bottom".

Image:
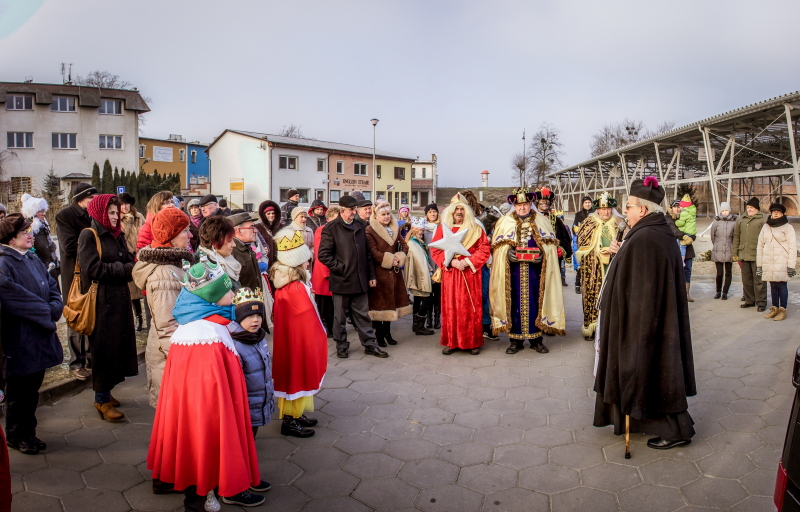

{"left": 775, "top": 347, "right": 800, "bottom": 511}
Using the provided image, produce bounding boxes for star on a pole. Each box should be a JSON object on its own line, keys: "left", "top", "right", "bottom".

{"left": 429, "top": 222, "right": 471, "bottom": 265}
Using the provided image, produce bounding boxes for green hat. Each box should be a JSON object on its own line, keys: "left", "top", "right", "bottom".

{"left": 177, "top": 255, "right": 233, "bottom": 304}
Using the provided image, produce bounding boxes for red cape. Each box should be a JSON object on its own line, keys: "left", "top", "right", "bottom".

{"left": 311, "top": 227, "right": 331, "bottom": 296}
{"left": 0, "top": 428, "right": 10, "bottom": 512}
{"left": 430, "top": 225, "right": 490, "bottom": 349}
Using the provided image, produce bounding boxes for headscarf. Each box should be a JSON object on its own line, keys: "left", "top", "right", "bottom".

{"left": 87, "top": 194, "right": 121, "bottom": 237}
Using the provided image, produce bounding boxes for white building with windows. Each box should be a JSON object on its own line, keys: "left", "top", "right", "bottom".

{"left": 411, "top": 154, "right": 437, "bottom": 208}
{"left": 0, "top": 82, "right": 149, "bottom": 200}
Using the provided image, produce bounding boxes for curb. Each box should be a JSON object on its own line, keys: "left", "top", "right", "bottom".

{"left": 38, "top": 346, "right": 146, "bottom": 406}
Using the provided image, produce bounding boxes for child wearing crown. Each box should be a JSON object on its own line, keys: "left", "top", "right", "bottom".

{"left": 269, "top": 227, "right": 327, "bottom": 438}
{"left": 147, "top": 257, "right": 265, "bottom": 510}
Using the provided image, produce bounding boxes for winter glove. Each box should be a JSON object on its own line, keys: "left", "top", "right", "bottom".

{"left": 507, "top": 248, "right": 518, "bottom": 263}
{"left": 732, "top": 255, "right": 739, "bottom": 262}
{"left": 756, "top": 267, "right": 763, "bottom": 278}
{"left": 258, "top": 262, "right": 268, "bottom": 273}
{"left": 789, "top": 268, "right": 797, "bottom": 278}
{"left": 680, "top": 235, "right": 693, "bottom": 246}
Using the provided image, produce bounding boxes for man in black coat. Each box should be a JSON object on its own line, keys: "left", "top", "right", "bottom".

{"left": 229, "top": 212, "right": 263, "bottom": 294}
{"left": 280, "top": 190, "right": 300, "bottom": 227}
{"left": 593, "top": 178, "right": 696, "bottom": 451}
{"left": 197, "top": 194, "right": 226, "bottom": 229}
{"left": 318, "top": 195, "right": 387, "bottom": 359}
{"left": 55, "top": 183, "right": 97, "bottom": 381}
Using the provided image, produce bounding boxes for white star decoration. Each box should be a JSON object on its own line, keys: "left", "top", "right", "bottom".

{"left": 429, "top": 222, "right": 471, "bottom": 265}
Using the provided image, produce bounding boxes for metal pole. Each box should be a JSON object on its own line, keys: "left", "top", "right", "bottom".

{"left": 372, "top": 125, "right": 376, "bottom": 203}
{"left": 783, "top": 104, "right": 800, "bottom": 214}
{"left": 523, "top": 129, "right": 526, "bottom": 187}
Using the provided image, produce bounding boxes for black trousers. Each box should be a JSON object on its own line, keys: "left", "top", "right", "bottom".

{"left": 5, "top": 370, "right": 45, "bottom": 442}
{"left": 315, "top": 294, "right": 334, "bottom": 334}
{"left": 67, "top": 327, "right": 90, "bottom": 370}
{"left": 715, "top": 262, "right": 732, "bottom": 293}
{"left": 183, "top": 486, "right": 207, "bottom": 512}
{"left": 333, "top": 292, "right": 378, "bottom": 351}
{"left": 413, "top": 296, "right": 431, "bottom": 317}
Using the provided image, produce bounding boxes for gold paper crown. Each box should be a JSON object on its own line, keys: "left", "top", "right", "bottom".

{"left": 276, "top": 230, "right": 305, "bottom": 252}
{"left": 232, "top": 287, "right": 262, "bottom": 305}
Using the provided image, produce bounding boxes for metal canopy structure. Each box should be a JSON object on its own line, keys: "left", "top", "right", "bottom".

{"left": 548, "top": 91, "right": 800, "bottom": 214}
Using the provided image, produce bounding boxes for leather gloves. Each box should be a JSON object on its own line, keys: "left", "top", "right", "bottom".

{"left": 756, "top": 267, "right": 763, "bottom": 278}
{"left": 790, "top": 268, "right": 797, "bottom": 278}
{"left": 507, "top": 248, "right": 518, "bottom": 263}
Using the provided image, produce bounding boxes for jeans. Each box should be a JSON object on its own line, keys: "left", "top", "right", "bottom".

{"left": 5, "top": 370, "right": 45, "bottom": 442}
{"left": 683, "top": 256, "right": 693, "bottom": 284}
{"left": 679, "top": 242, "right": 687, "bottom": 260}
{"left": 559, "top": 258, "right": 566, "bottom": 280}
{"left": 95, "top": 391, "right": 111, "bottom": 404}
{"left": 770, "top": 281, "right": 789, "bottom": 309}
{"left": 715, "top": 262, "right": 732, "bottom": 293}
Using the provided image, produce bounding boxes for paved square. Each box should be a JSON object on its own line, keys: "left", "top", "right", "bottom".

{"left": 9, "top": 276, "right": 798, "bottom": 511}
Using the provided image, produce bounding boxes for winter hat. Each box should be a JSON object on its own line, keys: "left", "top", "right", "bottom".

{"left": 745, "top": 197, "right": 760, "bottom": 210}
{"left": 498, "top": 203, "right": 513, "bottom": 215}
{"left": 670, "top": 199, "right": 681, "bottom": 208}
{"left": 219, "top": 199, "right": 228, "bottom": 208}
{"left": 0, "top": 213, "right": 32, "bottom": 245}
{"left": 198, "top": 194, "right": 218, "bottom": 206}
{"left": 679, "top": 194, "right": 692, "bottom": 208}
{"left": 274, "top": 227, "right": 312, "bottom": 267}
{"left": 399, "top": 206, "right": 410, "bottom": 215}
{"left": 73, "top": 183, "right": 98, "bottom": 203}
{"left": 581, "top": 195, "right": 593, "bottom": 206}
{"left": 152, "top": 208, "right": 190, "bottom": 248}
{"left": 286, "top": 189, "right": 299, "bottom": 199}
{"left": 21, "top": 193, "right": 48, "bottom": 219}
{"left": 118, "top": 193, "right": 136, "bottom": 206}
{"left": 0, "top": 203, "right": 6, "bottom": 215}
{"left": 350, "top": 191, "right": 365, "bottom": 202}
{"left": 339, "top": 195, "right": 358, "bottom": 208}
{"left": 177, "top": 255, "right": 233, "bottom": 304}
{"left": 719, "top": 201, "right": 731, "bottom": 213}
{"left": 291, "top": 206, "right": 308, "bottom": 223}
{"left": 423, "top": 203, "right": 438, "bottom": 215}
{"left": 233, "top": 287, "right": 266, "bottom": 324}
{"left": 629, "top": 177, "right": 665, "bottom": 205}
{"left": 769, "top": 202, "right": 787, "bottom": 214}
{"left": 228, "top": 212, "right": 253, "bottom": 227}
{"left": 87, "top": 194, "right": 122, "bottom": 237}
{"left": 187, "top": 199, "right": 200, "bottom": 209}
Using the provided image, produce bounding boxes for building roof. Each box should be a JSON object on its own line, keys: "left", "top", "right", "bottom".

{"left": 140, "top": 136, "right": 208, "bottom": 146}
{"left": 0, "top": 82, "right": 150, "bottom": 112}
{"left": 60, "top": 173, "right": 92, "bottom": 180}
{"left": 207, "top": 129, "right": 415, "bottom": 161}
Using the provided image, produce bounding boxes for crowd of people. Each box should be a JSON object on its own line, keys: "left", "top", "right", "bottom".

{"left": 0, "top": 177, "right": 795, "bottom": 510}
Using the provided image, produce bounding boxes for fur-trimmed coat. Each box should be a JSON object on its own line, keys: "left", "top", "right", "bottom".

{"left": 132, "top": 246, "right": 192, "bottom": 407}
{"left": 365, "top": 216, "right": 411, "bottom": 322}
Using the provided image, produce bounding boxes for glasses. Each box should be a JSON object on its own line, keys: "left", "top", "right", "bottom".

{"left": 237, "top": 226, "right": 255, "bottom": 231}
{"left": 625, "top": 204, "right": 643, "bottom": 210}
{"left": 23, "top": 227, "right": 32, "bottom": 234}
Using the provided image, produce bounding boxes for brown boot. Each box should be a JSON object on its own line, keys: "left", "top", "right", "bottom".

{"left": 774, "top": 307, "right": 787, "bottom": 321}
{"left": 109, "top": 394, "right": 121, "bottom": 407}
{"left": 95, "top": 402, "right": 125, "bottom": 422}
{"left": 764, "top": 306, "right": 779, "bottom": 319}
{"left": 685, "top": 283, "right": 694, "bottom": 302}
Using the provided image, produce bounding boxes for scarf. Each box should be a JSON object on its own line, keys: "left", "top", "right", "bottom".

{"left": 87, "top": 194, "right": 122, "bottom": 238}
{"left": 199, "top": 245, "right": 242, "bottom": 281}
{"left": 172, "top": 288, "right": 235, "bottom": 325}
{"left": 767, "top": 215, "right": 789, "bottom": 227}
{"left": 231, "top": 327, "right": 266, "bottom": 345}
{"left": 190, "top": 214, "right": 202, "bottom": 227}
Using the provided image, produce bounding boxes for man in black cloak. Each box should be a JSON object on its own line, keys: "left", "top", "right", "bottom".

{"left": 593, "top": 177, "right": 696, "bottom": 450}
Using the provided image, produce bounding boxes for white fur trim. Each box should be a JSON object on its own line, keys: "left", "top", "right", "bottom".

{"left": 274, "top": 374, "right": 325, "bottom": 401}
{"left": 170, "top": 319, "right": 239, "bottom": 356}
{"left": 21, "top": 195, "right": 47, "bottom": 219}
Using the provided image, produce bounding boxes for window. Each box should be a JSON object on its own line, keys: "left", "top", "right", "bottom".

{"left": 191, "top": 150, "right": 197, "bottom": 164}
{"left": 412, "top": 168, "right": 416, "bottom": 179}
{"left": 297, "top": 188, "right": 310, "bottom": 203}
{"left": 179, "top": 149, "right": 185, "bottom": 162}
{"left": 422, "top": 167, "right": 427, "bottom": 178}
{"left": 376, "top": 191, "right": 386, "bottom": 201}
{"left": 7, "top": 132, "right": 33, "bottom": 148}
{"left": 99, "top": 135, "right": 122, "bottom": 150}
{"left": 11, "top": 177, "right": 32, "bottom": 196}
{"left": 354, "top": 163, "right": 368, "bottom": 176}
{"left": 51, "top": 96, "right": 76, "bottom": 112}
{"left": 394, "top": 167, "right": 406, "bottom": 180}
{"left": 139, "top": 145, "right": 146, "bottom": 158}
{"left": 315, "top": 189, "right": 325, "bottom": 201}
{"left": 6, "top": 95, "right": 32, "bottom": 110}
{"left": 376, "top": 165, "right": 381, "bottom": 179}
{"left": 401, "top": 192, "right": 409, "bottom": 205}
{"left": 279, "top": 155, "right": 297, "bottom": 170}
{"left": 243, "top": 203, "right": 254, "bottom": 212}
{"left": 362, "top": 191, "right": 371, "bottom": 201}
{"left": 318, "top": 159, "right": 326, "bottom": 172}
{"left": 336, "top": 161, "right": 344, "bottom": 174}
{"left": 52, "top": 133, "right": 77, "bottom": 149}
{"left": 412, "top": 192, "right": 419, "bottom": 204}
{"left": 99, "top": 99, "right": 122, "bottom": 115}
{"left": 330, "top": 190, "right": 341, "bottom": 203}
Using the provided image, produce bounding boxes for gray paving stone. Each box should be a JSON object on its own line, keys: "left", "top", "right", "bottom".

{"left": 259, "top": 459, "right": 304, "bottom": 484}
{"left": 82, "top": 462, "right": 145, "bottom": 491}
{"left": 289, "top": 446, "right": 348, "bottom": 470}
{"left": 341, "top": 452, "right": 403, "bottom": 479}
{"left": 383, "top": 438, "right": 439, "bottom": 461}
{"left": 522, "top": 426, "right": 573, "bottom": 448}
{"left": 454, "top": 410, "right": 500, "bottom": 429}
{"left": 7, "top": 491, "right": 63, "bottom": 512}
{"left": 365, "top": 404, "right": 411, "bottom": 421}
{"left": 581, "top": 462, "right": 641, "bottom": 491}
{"left": 481, "top": 398, "right": 525, "bottom": 414}
{"left": 458, "top": 463, "right": 517, "bottom": 493}
{"left": 99, "top": 441, "right": 148, "bottom": 466}
{"left": 294, "top": 468, "right": 359, "bottom": 498}
{"left": 505, "top": 386, "right": 547, "bottom": 402}
{"left": 408, "top": 407, "right": 455, "bottom": 426}
{"left": 394, "top": 393, "right": 439, "bottom": 408}
{"left": 64, "top": 427, "right": 118, "bottom": 449}
{"left": 285, "top": 426, "right": 340, "bottom": 447}
{"left": 352, "top": 476, "right": 419, "bottom": 509}
{"left": 255, "top": 437, "right": 298, "bottom": 459}
{"left": 494, "top": 443, "right": 547, "bottom": 469}
{"left": 415, "top": 484, "right": 484, "bottom": 512}
{"left": 300, "top": 496, "right": 370, "bottom": 512}
{"left": 399, "top": 458, "right": 460, "bottom": 488}
{"left": 7, "top": 449, "right": 48, "bottom": 474}
{"left": 24, "top": 467, "right": 85, "bottom": 496}
{"left": 334, "top": 433, "right": 387, "bottom": 455}
{"left": 321, "top": 401, "right": 368, "bottom": 417}
{"left": 44, "top": 445, "right": 103, "bottom": 472}
{"left": 483, "top": 487, "right": 549, "bottom": 512}
{"left": 373, "top": 419, "right": 425, "bottom": 440}
{"left": 62, "top": 487, "right": 131, "bottom": 512}
{"left": 551, "top": 487, "right": 619, "bottom": 512}
{"left": 549, "top": 442, "right": 604, "bottom": 469}
{"left": 548, "top": 410, "right": 593, "bottom": 430}
{"left": 354, "top": 391, "right": 398, "bottom": 405}
{"left": 349, "top": 380, "right": 390, "bottom": 393}
{"left": 465, "top": 386, "right": 506, "bottom": 401}
{"left": 437, "top": 441, "right": 494, "bottom": 467}
{"left": 251, "top": 483, "right": 309, "bottom": 512}
{"left": 730, "top": 495, "right": 778, "bottom": 512}
{"left": 438, "top": 396, "right": 482, "bottom": 413}
{"left": 640, "top": 458, "right": 701, "bottom": 487}
{"left": 697, "top": 452, "right": 755, "bottom": 479}
{"left": 742, "top": 467, "right": 781, "bottom": 496}
{"left": 422, "top": 423, "right": 474, "bottom": 445}
{"left": 519, "top": 464, "right": 580, "bottom": 494}
{"left": 317, "top": 387, "right": 360, "bottom": 402}
{"left": 617, "top": 484, "right": 686, "bottom": 512}
{"left": 524, "top": 398, "right": 569, "bottom": 415}
{"left": 681, "top": 477, "right": 749, "bottom": 509}
{"left": 327, "top": 415, "right": 378, "bottom": 435}
{"left": 707, "top": 431, "right": 764, "bottom": 453}
{"left": 472, "top": 426, "right": 522, "bottom": 447}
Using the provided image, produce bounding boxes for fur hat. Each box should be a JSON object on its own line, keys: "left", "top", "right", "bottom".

{"left": 187, "top": 199, "right": 200, "bottom": 209}
{"left": 20, "top": 193, "right": 48, "bottom": 219}
{"left": 152, "top": 208, "right": 190, "bottom": 248}
{"left": 629, "top": 177, "right": 665, "bottom": 205}
{"left": 423, "top": 203, "right": 438, "bottom": 215}
{"left": 73, "top": 183, "right": 97, "bottom": 203}
{"left": 176, "top": 255, "right": 232, "bottom": 304}
{"left": 233, "top": 287, "right": 265, "bottom": 324}
{"left": 746, "top": 197, "right": 760, "bottom": 210}
{"left": 679, "top": 194, "right": 692, "bottom": 208}
{"left": 274, "top": 227, "right": 312, "bottom": 267}
{"left": 0, "top": 213, "right": 32, "bottom": 245}
{"left": 118, "top": 193, "right": 136, "bottom": 206}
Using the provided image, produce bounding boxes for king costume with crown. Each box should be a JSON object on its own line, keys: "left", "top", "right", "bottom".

{"left": 147, "top": 256, "right": 260, "bottom": 501}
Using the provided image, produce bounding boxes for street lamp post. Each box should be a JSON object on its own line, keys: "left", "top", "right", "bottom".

{"left": 371, "top": 119, "right": 379, "bottom": 203}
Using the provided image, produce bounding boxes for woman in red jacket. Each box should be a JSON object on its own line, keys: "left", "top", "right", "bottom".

{"left": 312, "top": 206, "right": 339, "bottom": 337}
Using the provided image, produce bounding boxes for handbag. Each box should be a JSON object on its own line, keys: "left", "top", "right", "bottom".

{"left": 63, "top": 228, "right": 102, "bottom": 336}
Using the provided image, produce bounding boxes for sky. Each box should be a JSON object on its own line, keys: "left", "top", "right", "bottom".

{"left": 2, "top": 0, "right": 800, "bottom": 188}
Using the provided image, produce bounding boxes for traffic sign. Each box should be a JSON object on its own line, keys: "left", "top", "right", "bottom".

{"left": 117, "top": 186, "right": 126, "bottom": 194}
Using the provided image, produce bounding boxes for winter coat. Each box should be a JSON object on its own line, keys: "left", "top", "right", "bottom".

{"left": 55, "top": 202, "right": 91, "bottom": 302}
{"left": 733, "top": 211, "right": 766, "bottom": 261}
{"left": 757, "top": 220, "right": 797, "bottom": 282}
{"left": 365, "top": 216, "right": 411, "bottom": 321}
{"left": 405, "top": 237, "right": 433, "bottom": 297}
{"left": 709, "top": 214, "right": 737, "bottom": 263}
{"left": 666, "top": 213, "right": 696, "bottom": 260}
{"left": 280, "top": 199, "right": 299, "bottom": 227}
{"left": 318, "top": 215, "right": 376, "bottom": 295}
{"left": 78, "top": 220, "right": 138, "bottom": 391}
{"left": 31, "top": 217, "right": 60, "bottom": 282}
{"left": 232, "top": 336, "right": 275, "bottom": 427}
{"left": 312, "top": 226, "right": 331, "bottom": 296}
{"left": 572, "top": 207, "right": 595, "bottom": 233}
{"left": 122, "top": 210, "right": 146, "bottom": 300}
{"left": 132, "top": 246, "right": 192, "bottom": 407}
{"left": 255, "top": 200, "right": 280, "bottom": 267}
{"left": 136, "top": 213, "right": 155, "bottom": 251}
{"left": 675, "top": 204, "right": 697, "bottom": 235}
{"left": 0, "top": 245, "right": 63, "bottom": 378}
{"left": 307, "top": 200, "right": 328, "bottom": 233}
{"left": 232, "top": 238, "right": 261, "bottom": 292}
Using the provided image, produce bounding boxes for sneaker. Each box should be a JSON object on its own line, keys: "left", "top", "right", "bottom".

{"left": 222, "top": 490, "right": 265, "bottom": 507}
{"left": 250, "top": 480, "right": 272, "bottom": 492}
{"left": 483, "top": 331, "right": 499, "bottom": 341}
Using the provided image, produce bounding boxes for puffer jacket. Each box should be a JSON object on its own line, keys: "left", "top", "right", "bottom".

{"left": 136, "top": 212, "right": 155, "bottom": 251}
{"left": 232, "top": 337, "right": 275, "bottom": 427}
{"left": 757, "top": 220, "right": 797, "bottom": 282}
{"left": 709, "top": 214, "right": 737, "bottom": 263}
{"left": 307, "top": 199, "right": 328, "bottom": 233}
{"left": 675, "top": 204, "right": 697, "bottom": 235}
{"left": 733, "top": 211, "right": 766, "bottom": 261}
{"left": 132, "top": 246, "right": 192, "bottom": 407}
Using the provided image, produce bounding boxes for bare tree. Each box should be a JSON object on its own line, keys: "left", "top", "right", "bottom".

{"left": 527, "top": 123, "right": 565, "bottom": 188}
{"left": 73, "top": 70, "right": 131, "bottom": 89}
{"left": 589, "top": 118, "right": 676, "bottom": 157}
{"left": 277, "top": 124, "right": 305, "bottom": 138}
{"left": 510, "top": 152, "right": 529, "bottom": 187}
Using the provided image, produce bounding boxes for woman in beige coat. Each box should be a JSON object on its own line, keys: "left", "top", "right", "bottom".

{"left": 120, "top": 193, "right": 146, "bottom": 331}
{"left": 757, "top": 202, "right": 797, "bottom": 321}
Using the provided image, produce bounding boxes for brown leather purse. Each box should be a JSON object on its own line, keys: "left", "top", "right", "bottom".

{"left": 63, "top": 229, "right": 101, "bottom": 336}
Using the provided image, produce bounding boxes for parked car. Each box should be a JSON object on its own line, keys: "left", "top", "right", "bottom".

{"left": 774, "top": 347, "right": 800, "bottom": 511}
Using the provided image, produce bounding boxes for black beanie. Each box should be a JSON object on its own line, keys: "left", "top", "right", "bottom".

{"left": 745, "top": 197, "right": 760, "bottom": 210}
{"left": 235, "top": 300, "right": 266, "bottom": 325}
{"left": 424, "top": 203, "right": 439, "bottom": 214}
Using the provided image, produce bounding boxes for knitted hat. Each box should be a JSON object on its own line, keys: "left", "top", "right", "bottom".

{"left": 745, "top": 197, "right": 760, "bottom": 210}
{"left": 719, "top": 201, "right": 731, "bottom": 213}
{"left": 629, "top": 177, "right": 665, "bottom": 205}
{"left": 21, "top": 193, "right": 48, "bottom": 219}
{"left": 399, "top": 206, "right": 410, "bottom": 214}
{"left": 233, "top": 287, "right": 266, "bottom": 324}
{"left": 198, "top": 194, "right": 218, "bottom": 206}
{"left": 0, "top": 213, "right": 32, "bottom": 245}
{"left": 177, "top": 255, "right": 233, "bottom": 304}
{"left": 670, "top": 199, "right": 681, "bottom": 208}
{"left": 219, "top": 199, "right": 228, "bottom": 208}
{"left": 679, "top": 194, "right": 692, "bottom": 208}
{"left": 286, "top": 189, "right": 299, "bottom": 199}
{"left": 87, "top": 194, "right": 122, "bottom": 237}
{"left": 423, "top": 203, "right": 438, "bottom": 214}
{"left": 118, "top": 193, "right": 136, "bottom": 206}
{"left": 152, "top": 208, "right": 190, "bottom": 247}
{"left": 73, "top": 183, "right": 98, "bottom": 203}
{"left": 769, "top": 202, "right": 786, "bottom": 213}
{"left": 187, "top": 199, "right": 200, "bottom": 209}
{"left": 274, "top": 227, "right": 312, "bottom": 267}
{"left": 291, "top": 206, "right": 308, "bottom": 223}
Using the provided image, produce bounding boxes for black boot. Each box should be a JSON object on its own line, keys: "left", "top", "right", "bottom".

{"left": 385, "top": 323, "right": 398, "bottom": 345}
{"left": 506, "top": 341, "right": 523, "bottom": 354}
{"left": 425, "top": 309, "right": 434, "bottom": 329}
{"left": 373, "top": 321, "right": 387, "bottom": 347}
{"left": 413, "top": 314, "right": 435, "bottom": 335}
{"left": 532, "top": 339, "right": 549, "bottom": 353}
{"left": 281, "top": 416, "right": 315, "bottom": 438}
{"left": 561, "top": 276, "right": 568, "bottom": 287}
{"left": 132, "top": 299, "right": 143, "bottom": 332}
{"left": 433, "top": 303, "right": 441, "bottom": 329}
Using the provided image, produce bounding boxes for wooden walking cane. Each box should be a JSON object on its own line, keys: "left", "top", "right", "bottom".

{"left": 624, "top": 415, "right": 631, "bottom": 459}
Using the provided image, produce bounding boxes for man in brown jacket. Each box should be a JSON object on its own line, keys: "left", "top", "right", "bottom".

{"left": 733, "top": 197, "right": 767, "bottom": 311}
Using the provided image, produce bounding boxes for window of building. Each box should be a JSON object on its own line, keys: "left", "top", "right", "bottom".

{"left": 376, "top": 165, "right": 381, "bottom": 179}
{"left": 336, "top": 161, "right": 344, "bottom": 174}
{"left": 317, "top": 159, "right": 326, "bottom": 172}
{"left": 52, "top": 133, "right": 77, "bottom": 149}
{"left": 412, "top": 168, "right": 416, "bottom": 179}
{"left": 179, "top": 149, "right": 185, "bottom": 162}
{"left": 11, "top": 177, "right": 32, "bottom": 196}
{"left": 315, "top": 189, "right": 325, "bottom": 201}
{"left": 191, "top": 150, "right": 197, "bottom": 164}
{"left": 330, "top": 190, "right": 341, "bottom": 203}
{"left": 362, "top": 191, "right": 371, "bottom": 201}
{"left": 394, "top": 167, "right": 406, "bottom": 180}
{"left": 139, "top": 145, "right": 146, "bottom": 158}
{"left": 7, "top": 132, "right": 33, "bottom": 148}
{"left": 51, "top": 97, "right": 76, "bottom": 112}
{"left": 280, "top": 188, "right": 309, "bottom": 202}
{"left": 376, "top": 191, "right": 386, "bottom": 201}
{"left": 422, "top": 167, "right": 427, "bottom": 178}
{"left": 99, "top": 135, "right": 122, "bottom": 150}
{"left": 6, "top": 95, "right": 33, "bottom": 110}
{"left": 279, "top": 155, "right": 298, "bottom": 170}
{"left": 243, "top": 203, "right": 254, "bottom": 212}
{"left": 401, "top": 192, "right": 409, "bottom": 205}
{"left": 412, "top": 191, "right": 419, "bottom": 204}
{"left": 99, "top": 99, "right": 122, "bottom": 115}
{"left": 354, "top": 163, "right": 368, "bottom": 176}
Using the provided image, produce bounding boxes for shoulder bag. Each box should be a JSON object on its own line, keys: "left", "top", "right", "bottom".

{"left": 63, "top": 228, "right": 101, "bottom": 335}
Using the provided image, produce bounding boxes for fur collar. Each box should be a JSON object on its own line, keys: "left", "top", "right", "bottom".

{"left": 137, "top": 246, "right": 194, "bottom": 267}
{"left": 369, "top": 215, "right": 399, "bottom": 246}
